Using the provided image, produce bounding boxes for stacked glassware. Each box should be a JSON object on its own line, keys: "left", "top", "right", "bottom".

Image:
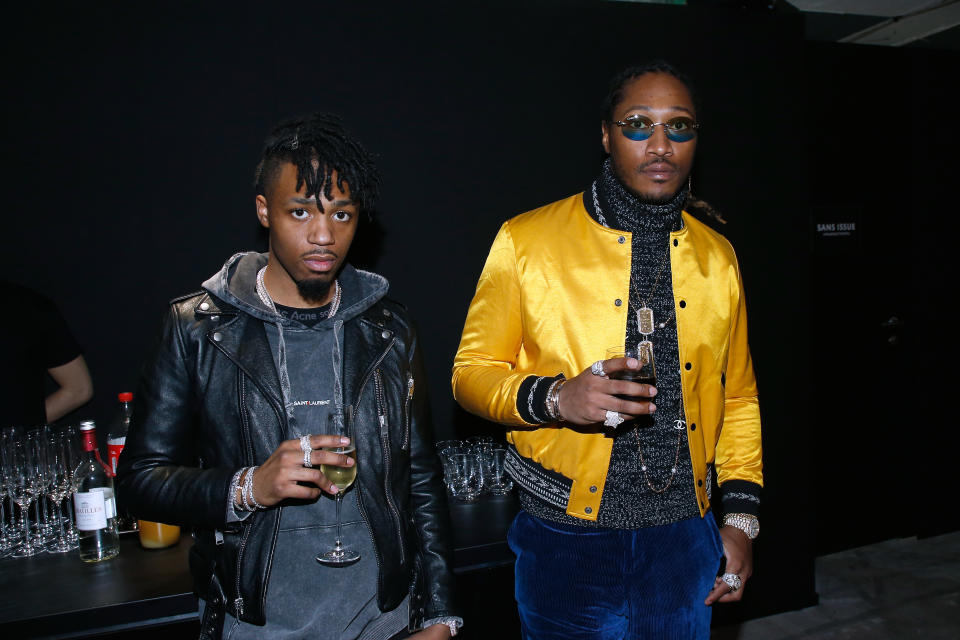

{"left": 1, "top": 425, "right": 83, "bottom": 558}
{"left": 436, "top": 436, "right": 513, "bottom": 502}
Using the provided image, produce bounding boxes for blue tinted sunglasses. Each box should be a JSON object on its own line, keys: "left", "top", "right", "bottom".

{"left": 614, "top": 115, "right": 699, "bottom": 143}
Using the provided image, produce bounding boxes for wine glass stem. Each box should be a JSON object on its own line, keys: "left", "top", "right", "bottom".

{"left": 21, "top": 501, "right": 32, "bottom": 549}
{"left": 53, "top": 499, "right": 66, "bottom": 541}
{"left": 334, "top": 493, "right": 344, "bottom": 550}
{"left": 0, "top": 498, "right": 7, "bottom": 544}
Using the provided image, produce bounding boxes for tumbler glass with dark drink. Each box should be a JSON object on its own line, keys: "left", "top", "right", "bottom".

{"left": 606, "top": 344, "right": 657, "bottom": 388}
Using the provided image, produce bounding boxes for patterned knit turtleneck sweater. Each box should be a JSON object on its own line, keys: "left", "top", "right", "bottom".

{"left": 519, "top": 159, "right": 701, "bottom": 529}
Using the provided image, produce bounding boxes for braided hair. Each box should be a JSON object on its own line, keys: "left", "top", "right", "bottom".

{"left": 254, "top": 112, "right": 381, "bottom": 215}
{"left": 602, "top": 61, "right": 726, "bottom": 224}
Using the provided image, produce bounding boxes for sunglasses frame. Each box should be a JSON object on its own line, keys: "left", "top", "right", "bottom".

{"left": 613, "top": 115, "right": 700, "bottom": 142}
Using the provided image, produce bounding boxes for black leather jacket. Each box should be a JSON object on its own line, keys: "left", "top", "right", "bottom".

{"left": 117, "top": 286, "right": 457, "bottom": 637}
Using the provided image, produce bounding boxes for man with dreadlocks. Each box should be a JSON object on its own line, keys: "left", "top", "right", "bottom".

{"left": 118, "top": 113, "right": 460, "bottom": 639}
{"left": 452, "top": 62, "right": 762, "bottom": 639}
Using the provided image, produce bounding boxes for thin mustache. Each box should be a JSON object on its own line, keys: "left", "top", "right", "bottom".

{"left": 638, "top": 158, "right": 677, "bottom": 171}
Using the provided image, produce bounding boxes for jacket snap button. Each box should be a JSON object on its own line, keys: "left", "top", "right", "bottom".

{"left": 673, "top": 238, "right": 679, "bottom": 247}
{"left": 200, "top": 302, "right": 210, "bottom": 311}
{"left": 690, "top": 423, "right": 696, "bottom": 431}
{"left": 685, "top": 362, "right": 692, "bottom": 370}
{"left": 584, "top": 506, "right": 592, "bottom": 514}
{"left": 589, "top": 485, "right": 597, "bottom": 493}
{"left": 698, "top": 479, "right": 703, "bottom": 487}
{"left": 382, "top": 330, "right": 391, "bottom": 339}
{"left": 211, "top": 315, "right": 219, "bottom": 322}
{"left": 679, "top": 300, "right": 686, "bottom": 308}
{"left": 618, "top": 236, "right": 625, "bottom": 244}
{"left": 383, "top": 308, "right": 392, "bottom": 317}
{"left": 614, "top": 299, "right": 622, "bottom": 307}
{"left": 213, "top": 332, "right": 223, "bottom": 342}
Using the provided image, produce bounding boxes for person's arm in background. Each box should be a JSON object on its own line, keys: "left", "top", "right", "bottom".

{"left": 45, "top": 354, "right": 93, "bottom": 422}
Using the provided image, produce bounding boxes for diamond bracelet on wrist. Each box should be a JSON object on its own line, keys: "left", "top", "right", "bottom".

{"left": 543, "top": 377, "right": 566, "bottom": 421}
{"left": 723, "top": 512, "right": 759, "bottom": 540}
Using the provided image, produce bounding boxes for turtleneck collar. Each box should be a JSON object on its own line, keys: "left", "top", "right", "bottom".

{"left": 595, "top": 158, "right": 687, "bottom": 234}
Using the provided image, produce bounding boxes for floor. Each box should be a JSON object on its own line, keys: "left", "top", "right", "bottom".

{"left": 712, "top": 531, "right": 960, "bottom": 639}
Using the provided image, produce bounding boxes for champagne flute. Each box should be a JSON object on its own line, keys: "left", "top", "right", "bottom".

{"left": 0, "top": 436, "right": 12, "bottom": 557}
{"left": 59, "top": 426, "right": 81, "bottom": 546}
{"left": 316, "top": 408, "right": 359, "bottom": 565}
{"left": 9, "top": 432, "right": 42, "bottom": 557}
{"left": 44, "top": 431, "right": 73, "bottom": 553}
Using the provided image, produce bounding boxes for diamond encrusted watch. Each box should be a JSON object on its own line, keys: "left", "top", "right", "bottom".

{"left": 722, "top": 513, "right": 759, "bottom": 540}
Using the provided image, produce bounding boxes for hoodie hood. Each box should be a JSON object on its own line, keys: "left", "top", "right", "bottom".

{"left": 201, "top": 251, "right": 389, "bottom": 327}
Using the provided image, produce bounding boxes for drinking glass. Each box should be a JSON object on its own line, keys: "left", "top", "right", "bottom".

{"left": 59, "top": 426, "right": 81, "bottom": 546}
{"left": 9, "top": 432, "right": 42, "bottom": 557}
{"left": 447, "top": 453, "right": 483, "bottom": 502}
{"left": 0, "top": 440, "right": 12, "bottom": 557}
{"left": 606, "top": 344, "right": 656, "bottom": 386}
{"left": 316, "top": 409, "right": 360, "bottom": 565}
{"left": 481, "top": 447, "right": 513, "bottom": 495}
{"left": 32, "top": 428, "right": 55, "bottom": 547}
{"left": 43, "top": 431, "right": 74, "bottom": 553}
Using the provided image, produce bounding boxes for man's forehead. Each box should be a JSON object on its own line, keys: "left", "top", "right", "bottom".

{"left": 619, "top": 74, "right": 695, "bottom": 113}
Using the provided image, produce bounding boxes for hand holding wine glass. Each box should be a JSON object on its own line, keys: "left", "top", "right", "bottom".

{"left": 249, "top": 433, "right": 355, "bottom": 508}
{"left": 317, "top": 408, "right": 359, "bottom": 565}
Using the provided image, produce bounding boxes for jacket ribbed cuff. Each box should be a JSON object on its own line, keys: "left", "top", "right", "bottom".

{"left": 719, "top": 479, "right": 761, "bottom": 517}
{"left": 516, "top": 374, "right": 564, "bottom": 424}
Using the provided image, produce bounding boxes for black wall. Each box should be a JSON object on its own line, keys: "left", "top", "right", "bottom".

{"left": 806, "top": 42, "right": 958, "bottom": 552}
{"left": 5, "top": 0, "right": 821, "bottom": 623}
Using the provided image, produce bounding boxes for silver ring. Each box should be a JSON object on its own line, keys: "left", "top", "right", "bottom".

{"left": 591, "top": 361, "right": 607, "bottom": 377}
{"left": 603, "top": 410, "right": 624, "bottom": 428}
{"left": 721, "top": 572, "right": 742, "bottom": 592}
{"left": 300, "top": 435, "right": 313, "bottom": 468}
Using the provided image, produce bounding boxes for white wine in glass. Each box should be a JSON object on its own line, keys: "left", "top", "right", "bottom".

{"left": 320, "top": 445, "right": 357, "bottom": 490}
{"left": 316, "top": 409, "right": 360, "bottom": 565}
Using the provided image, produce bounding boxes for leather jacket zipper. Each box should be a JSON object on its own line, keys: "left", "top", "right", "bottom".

{"left": 402, "top": 372, "right": 414, "bottom": 451}
{"left": 352, "top": 335, "right": 397, "bottom": 588}
{"left": 233, "top": 522, "right": 251, "bottom": 618}
{"left": 375, "top": 368, "right": 407, "bottom": 565}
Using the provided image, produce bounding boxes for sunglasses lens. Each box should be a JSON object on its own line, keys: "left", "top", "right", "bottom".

{"left": 664, "top": 117, "right": 697, "bottom": 142}
{"left": 620, "top": 116, "right": 654, "bottom": 141}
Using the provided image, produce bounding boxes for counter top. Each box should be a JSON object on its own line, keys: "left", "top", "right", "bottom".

{"left": 0, "top": 492, "right": 518, "bottom": 639}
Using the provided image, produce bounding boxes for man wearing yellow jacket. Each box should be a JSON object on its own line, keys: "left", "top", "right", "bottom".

{"left": 452, "top": 61, "right": 762, "bottom": 639}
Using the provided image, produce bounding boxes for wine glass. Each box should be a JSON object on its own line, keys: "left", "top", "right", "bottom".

{"left": 59, "top": 426, "right": 81, "bottom": 546}
{"left": 0, "top": 436, "right": 12, "bottom": 558}
{"left": 316, "top": 409, "right": 359, "bottom": 565}
{"left": 32, "top": 428, "right": 55, "bottom": 548}
{"left": 9, "top": 432, "right": 43, "bottom": 557}
{"left": 43, "top": 431, "right": 74, "bottom": 553}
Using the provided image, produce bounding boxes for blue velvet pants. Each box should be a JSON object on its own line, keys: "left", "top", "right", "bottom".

{"left": 508, "top": 510, "right": 724, "bottom": 640}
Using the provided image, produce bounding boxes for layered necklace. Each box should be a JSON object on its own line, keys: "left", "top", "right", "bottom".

{"left": 592, "top": 181, "right": 685, "bottom": 494}
{"left": 255, "top": 266, "right": 342, "bottom": 318}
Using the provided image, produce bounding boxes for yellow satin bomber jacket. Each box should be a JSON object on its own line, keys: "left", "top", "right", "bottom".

{"left": 452, "top": 192, "right": 763, "bottom": 522}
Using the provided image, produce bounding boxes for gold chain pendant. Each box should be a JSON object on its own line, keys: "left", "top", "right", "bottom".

{"left": 636, "top": 306, "right": 654, "bottom": 335}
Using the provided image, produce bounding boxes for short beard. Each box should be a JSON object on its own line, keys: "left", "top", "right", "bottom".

{"left": 296, "top": 278, "right": 333, "bottom": 305}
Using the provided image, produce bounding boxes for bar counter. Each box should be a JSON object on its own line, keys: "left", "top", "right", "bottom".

{"left": 0, "top": 493, "right": 519, "bottom": 639}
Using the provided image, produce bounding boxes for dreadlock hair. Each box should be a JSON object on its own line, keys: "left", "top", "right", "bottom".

{"left": 601, "top": 61, "right": 726, "bottom": 224}
{"left": 254, "top": 112, "right": 381, "bottom": 216}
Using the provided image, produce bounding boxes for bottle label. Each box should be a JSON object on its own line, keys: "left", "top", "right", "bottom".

{"left": 74, "top": 490, "right": 108, "bottom": 530}
{"left": 107, "top": 440, "right": 125, "bottom": 476}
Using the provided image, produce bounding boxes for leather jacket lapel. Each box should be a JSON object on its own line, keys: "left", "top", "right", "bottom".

{"left": 343, "top": 315, "right": 395, "bottom": 413}
{"left": 206, "top": 306, "right": 286, "bottom": 440}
